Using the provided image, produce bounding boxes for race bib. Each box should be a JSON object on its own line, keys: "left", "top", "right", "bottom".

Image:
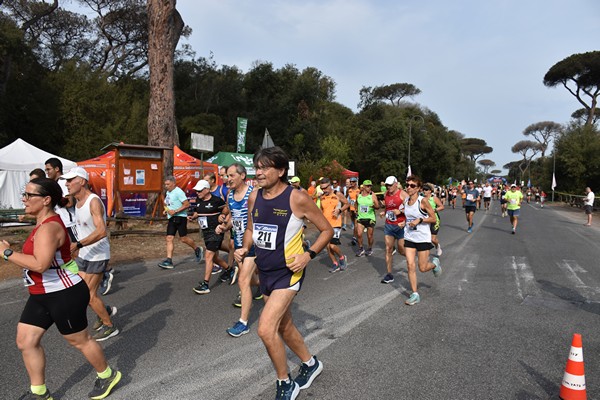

{"left": 466, "top": 194, "right": 474, "bottom": 201}
{"left": 198, "top": 216, "right": 208, "bottom": 229}
{"left": 510, "top": 199, "right": 517, "bottom": 204}
{"left": 386, "top": 211, "right": 397, "bottom": 222}
{"left": 333, "top": 227, "right": 341, "bottom": 239}
{"left": 359, "top": 205, "right": 369, "bottom": 213}
{"left": 349, "top": 199, "right": 356, "bottom": 206}
{"left": 232, "top": 217, "right": 245, "bottom": 235}
{"left": 254, "top": 223, "right": 278, "bottom": 250}
{"left": 23, "top": 269, "right": 34, "bottom": 287}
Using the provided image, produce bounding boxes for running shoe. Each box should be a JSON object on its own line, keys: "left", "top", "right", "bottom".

{"left": 230, "top": 264, "right": 239, "bottom": 286}
{"left": 93, "top": 306, "right": 117, "bottom": 331}
{"left": 295, "top": 356, "right": 324, "bottom": 390}
{"left": 253, "top": 287, "right": 263, "bottom": 300}
{"left": 227, "top": 321, "right": 249, "bottom": 337}
{"left": 512, "top": 227, "right": 516, "bottom": 235}
{"left": 232, "top": 292, "right": 242, "bottom": 308}
{"left": 355, "top": 247, "right": 365, "bottom": 257}
{"left": 193, "top": 281, "right": 210, "bottom": 294}
{"left": 392, "top": 248, "right": 397, "bottom": 256}
{"left": 436, "top": 244, "right": 443, "bottom": 257}
{"left": 194, "top": 247, "right": 204, "bottom": 262}
{"left": 17, "top": 390, "right": 53, "bottom": 400}
{"left": 275, "top": 376, "right": 300, "bottom": 400}
{"left": 381, "top": 273, "right": 394, "bottom": 284}
{"left": 350, "top": 237, "right": 357, "bottom": 246}
{"left": 92, "top": 325, "right": 119, "bottom": 342}
{"left": 467, "top": 227, "right": 472, "bottom": 233}
{"left": 365, "top": 248, "right": 373, "bottom": 256}
{"left": 211, "top": 265, "right": 223, "bottom": 275}
{"left": 341, "top": 225, "right": 347, "bottom": 231}
{"left": 330, "top": 263, "right": 341, "bottom": 273}
{"left": 338, "top": 256, "right": 347, "bottom": 270}
{"left": 88, "top": 368, "right": 122, "bottom": 400}
{"left": 100, "top": 270, "right": 113, "bottom": 295}
{"left": 220, "top": 268, "right": 233, "bottom": 283}
{"left": 158, "top": 259, "right": 174, "bottom": 269}
{"left": 405, "top": 292, "right": 420, "bottom": 306}
{"left": 432, "top": 257, "right": 442, "bottom": 277}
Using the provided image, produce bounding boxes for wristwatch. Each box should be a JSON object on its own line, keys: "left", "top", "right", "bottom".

{"left": 76, "top": 241, "right": 84, "bottom": 249}
{"left": 307, "top": 249, "right": 317, "bottom": 259}
{"left": 3, "top": 248, "right": 13, "bottom": 261}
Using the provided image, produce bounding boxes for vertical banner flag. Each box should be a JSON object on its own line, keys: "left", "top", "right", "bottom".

{"left": 237, "top": 117, "right": 248, "bottom": 152}
{"left": 406, "top": 165, "right": 412, "bottom": 178}
{"left": 552, "top": 173, "right": 557, "bottom": 190}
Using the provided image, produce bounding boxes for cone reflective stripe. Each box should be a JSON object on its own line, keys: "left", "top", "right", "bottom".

{"left": 560, "top": 333, "right": 586, "bottom": 400}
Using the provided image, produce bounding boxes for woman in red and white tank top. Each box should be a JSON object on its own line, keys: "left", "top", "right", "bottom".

{"left": 0, "top": 178, "right": 121, "bottom": 399}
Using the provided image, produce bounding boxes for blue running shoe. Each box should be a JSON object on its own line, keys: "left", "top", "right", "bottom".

{"left": 227, "top": 321, "right": 249, "bottom": 337}
{"left": 158, "top": 259, "right": 174, "bottom": 269}
{"left": 275, "top": 376, "right": 299, "bottom": 400}
{"left": 432, "top": 257, "right": 442, "bottom": 277}
{"left": 211, "top": 265, "right": 223, "bottom": 275}
{"left": 295, "top": 356, "right": 323, "bottom": 390}
{"left": 330, "top": 263, "right": 341, "bottom": 273}
{"left": 365, "top": 248, "right": 373, "bottom": 256}
{"left": 194, "top": 247, "right": 204, "bottom": 262}
{"left": 381, "top": 273, "right": 394, "bottom": 284}
{"left": 193, "top": 281, "right": 210, "bottom": 294}
{"left": 405, "top": 292, "right": 420, "bottom": 305}
{"left": 338, "top": 256, "right": 347, "bottom": 270}
{"left": 356, "top": 247, "right": 365, "bottom": 257}
{"left": 100, "top": 270, "right": 113, "bottom": 295}
{"left": 467, "top": 227, "right": 472, "bottom": 233}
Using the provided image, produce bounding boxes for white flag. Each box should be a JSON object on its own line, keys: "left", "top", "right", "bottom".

{"left": 406, "top": 165, "right": 412, "bottom": 178}
{"left": 551, "top": 173, "right": 557, "bottom": 190}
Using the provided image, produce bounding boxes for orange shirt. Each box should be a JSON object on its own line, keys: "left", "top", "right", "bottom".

{"left": 347, "top": 187, "right": 360, "bottom": 211}
{"left": 320, "top": 192, "right": 342, "bottom": 228}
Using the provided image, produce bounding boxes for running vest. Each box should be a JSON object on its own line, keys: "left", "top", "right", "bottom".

{"left": 347, "top": 187, "right": 360, "bottom": 211}
{"left": 74, "top": 193, "right": 110, "bottom": 261}
{"left": 357, "top": 193, "right": 376, "bottom": 221}
{"left": 252, "top": 185, "right": 304, "bottom": 273}
{"left": 22, "top": 215, "right": 82, "bottom": 295}
{"left": 404, "top": 195, "right": 431, "bottom": 244}
{"left": 384, "top": 189, "right": 406, "bottom": 225}
{"left": 228, "top": 185, "right": 254, "bottom": 248}
{"left": 427, "top": 196, "right": 441, "bottom": 227}
{"left": 320, "top": 191, "right": 342, "bottom": 228}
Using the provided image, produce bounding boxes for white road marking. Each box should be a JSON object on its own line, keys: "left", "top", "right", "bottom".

{"left": 558, "top": 260, "right": 600, "bottom": 300}
{"left": 510, "top": 256, "right": 539, "bottom": 299}
{"left": 457, "top": 254, "right": 478, "bottom": 293}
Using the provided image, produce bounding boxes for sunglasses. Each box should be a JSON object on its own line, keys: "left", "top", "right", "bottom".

{"left": 405, "top": 183, "right": 418, "bottom": 189}
{"left": 320, "top": 184, "right": 330, "bottom": 190}
{"left": 423, "top": 188, "right": 432, "bottom": 191}
{"left": 22, "top": 192, "right": 46, "bottom": 200}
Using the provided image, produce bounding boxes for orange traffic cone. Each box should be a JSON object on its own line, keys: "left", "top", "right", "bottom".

{"left": 559, "top": 333, "right": 586, "bottom": 400}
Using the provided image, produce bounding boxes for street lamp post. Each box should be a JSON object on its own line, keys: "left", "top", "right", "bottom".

{"left": 407, "top": 115, "right": 425, "bottom": 177}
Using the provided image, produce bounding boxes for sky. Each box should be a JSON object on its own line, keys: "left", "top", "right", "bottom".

{"left": 176, "top": 0, "right": 599, "bottom": 174}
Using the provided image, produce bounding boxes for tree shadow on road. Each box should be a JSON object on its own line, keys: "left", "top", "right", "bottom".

{"left": 53, "top": 282, "right": 174, "bottom": 398}
{"left": 537, "top": 279, "right": 600, "bottom": 317}
{"left": 515, "top": 359, "right": 558, "bottom": 399}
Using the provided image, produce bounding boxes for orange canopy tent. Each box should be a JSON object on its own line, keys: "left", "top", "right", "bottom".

{"left": 76, "top": 146, "right": 218, "bottom": 216}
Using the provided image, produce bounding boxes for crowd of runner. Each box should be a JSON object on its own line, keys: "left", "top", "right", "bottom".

{"left": 0, "top": 147, "right": 568, "bottom": 400}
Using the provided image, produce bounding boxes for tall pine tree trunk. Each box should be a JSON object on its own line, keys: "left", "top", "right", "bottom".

{"left": 147, "top": 0, "right": 184, "bottom": 177}
{"left": 147, "top": 0, "right": 184, "bottom": 214}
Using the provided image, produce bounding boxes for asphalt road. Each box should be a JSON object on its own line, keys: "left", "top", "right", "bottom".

{"left": 1, "top": 200, "right": 599, "bottom": 400}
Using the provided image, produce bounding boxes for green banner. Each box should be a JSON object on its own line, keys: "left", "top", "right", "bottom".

{"left": 237, "top": 117, "right": 248, "bottom": 152}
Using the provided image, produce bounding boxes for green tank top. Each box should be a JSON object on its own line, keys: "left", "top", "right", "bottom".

{"left": 428, "top": 196, "right": 440, "bottom": 224}
{"left": 357, "top": 193, "right": 376, "bottom": 221}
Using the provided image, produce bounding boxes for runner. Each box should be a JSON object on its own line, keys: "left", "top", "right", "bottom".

{"left": 355, "top": 180, "right": 380, "bottom": 257}
{"left": 423, "top": 183, "right": 444, "bottom": 256}
{"left": 439, "top": 185, "right": 447, "bottom": 206}
{"left": 504, "top": 184, "right": 523, "bottom": 234}
{"left": 189, "top": 180, "right": 233, "bottom": 294}
{"left": 540, "top": 190, "right": 546, "bottom": 208}
{"left": 482, "top": 182, "right": 493, "bottom": 211}
{"left": 450, "top": 187, "right": 457, "bottom": 209}
{"left": 403, "top": 175, "right": 442, "bottom": 305}
{"left": 289, "top": 176, "right": 306, "bottom": 193}
{"left": 346, "top": 177, "right": 360, "bottom": 245}
{"left": 234, "top": 147, "right": 333, "bottom": 399}
{"left": 500, "top": 184, "right": 508, "bottom": 217}
{"left": 318, "top": 178, "right": 349, "bottom": 272}
{"left": 224, "top": 163, "right": 260, "bottom": 337}
{"left": 463, "top": 181, "right": 480, "bottom": 233}
{"left": 342, "top": 178, "right": 350, "bottom": 231}
{"left": 379, "top": 176, "right": 408, "bottom": 283}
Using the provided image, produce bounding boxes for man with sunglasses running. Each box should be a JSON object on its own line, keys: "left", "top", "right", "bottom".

{"left": 318, "top": 178, "right": 349, "bottom": 272}
{"left": 379, "top": 176, "right": 408, "bottom": 283}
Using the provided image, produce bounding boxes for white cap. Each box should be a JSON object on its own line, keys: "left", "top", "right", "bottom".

{"left": 384, "top": 176, "right": 398, "bottom": 185}
{"left": 61, "top": 166, "right": 89, "bottom": 181}
{"left": 193, "top": 179, "right": 210, "bottom": 191}
{"left": 510, "top": 183, "right": 517, "bottom": 187}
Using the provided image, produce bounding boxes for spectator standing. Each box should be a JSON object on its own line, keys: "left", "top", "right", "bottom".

{"left": 584, "top": 187, "right": 595, "bottom": 226}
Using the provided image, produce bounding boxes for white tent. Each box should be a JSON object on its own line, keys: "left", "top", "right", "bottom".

{"left": 0, "top": 139, "right": 77, "bottom": 209}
